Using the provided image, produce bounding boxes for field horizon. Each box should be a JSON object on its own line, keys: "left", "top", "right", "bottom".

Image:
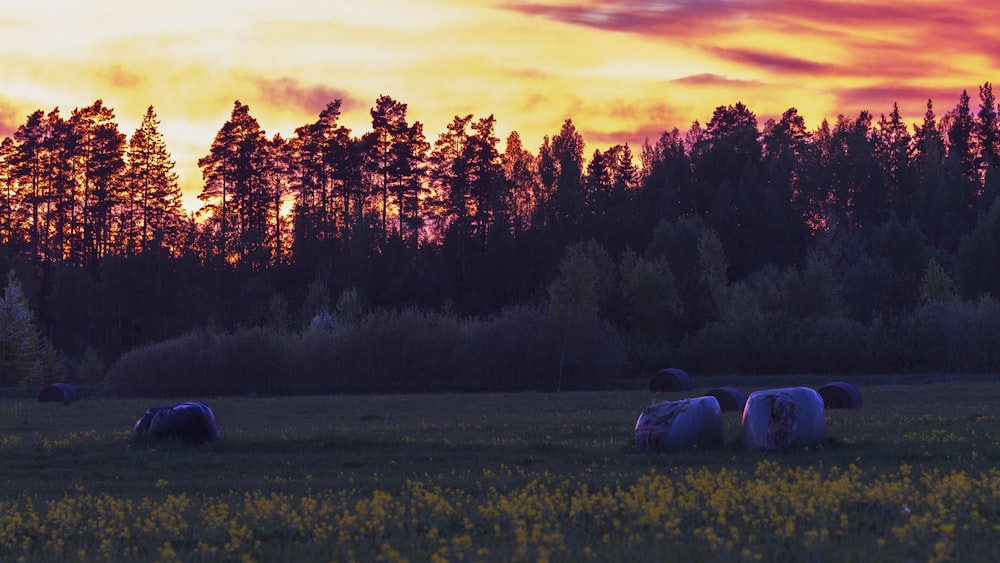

{"left": 2, "top": 375, "right": 999, "bottom": 561}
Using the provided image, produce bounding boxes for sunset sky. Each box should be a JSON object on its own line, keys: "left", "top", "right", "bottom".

{"left": 3, "top": 0, "right": 999, "bottom": 210}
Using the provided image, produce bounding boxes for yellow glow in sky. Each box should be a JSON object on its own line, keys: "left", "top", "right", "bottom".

{"left": 3, "top": 0, "right": 1000, "bottom": 210}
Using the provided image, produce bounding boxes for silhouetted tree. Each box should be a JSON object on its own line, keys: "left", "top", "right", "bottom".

{"left": 363, "top": 95, "right": 416, "bottom": 245}
{"left": 500, "top": 131, "right": 538, "bottom": 236}
{"left": 197, "top": 100, "right": 269, "bottom": 269}
{"left": 288, "top": 100, "right": 356, "bottom": 280}
{"left": 0, "top": 138, "right": 21, "bottom": 248}
{"left": 912, "top": 99, "right": 959, "bottom": 251}
{"left": 946, "top": 90, "right": 976, "bottom": 176}
{"left": 760, "top": 107, "right": 813, "bottom": 266}
{"left": 976, "top": 82, "right": 1000, "bottom": 210}
{"left": 71, "top": 100, "right": 127, "bottom": 266}
{"left": 692, "top": 102, "right": 764, "bottom": 275}
{"left": 11, "top": 110, "right": 52, "bottom": 264}
{"left": 124, "top": 106, "right": 185, "bottom": 255}
{"left": 640, "top": 128, "right": 690, "bottom": 223}
{"left": 537, "top": 119, "right": 585, "bottom": 236}
{"left": 821, "top": 111, "right": 885, "bottom": 231}
{"left": 939, "top": 92, "right": 981, "bottom": 251}
{"left": 264, "top": 133, "right": 292, "bottom": 265}
{"left": 875, "top": 102, "right": 914, "bottom": 219}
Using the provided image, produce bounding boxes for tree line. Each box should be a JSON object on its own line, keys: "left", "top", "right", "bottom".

{"left": 4, "top": 84, "right": 1000, "bottom": 388}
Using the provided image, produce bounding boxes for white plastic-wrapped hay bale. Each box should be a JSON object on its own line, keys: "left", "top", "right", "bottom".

{"left": 742, "top": 387, "right": 826, "bottom": 452}
{"left": 635, "top": 396, "right": 723, "bottom": 452}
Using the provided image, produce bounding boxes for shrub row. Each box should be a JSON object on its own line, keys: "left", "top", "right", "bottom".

{"left": 104, "top": 306, "right": 625, "bottom": 397}
{"left": 676, "top": 296, "right": 1000, "bottom": 375}
{"left": 105, "top": 296, "right": 1000, "bottom": 397}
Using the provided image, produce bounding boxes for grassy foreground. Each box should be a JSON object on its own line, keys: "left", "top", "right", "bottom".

{"left": 2, "top": 376, "right": 1000, "bottom": 562}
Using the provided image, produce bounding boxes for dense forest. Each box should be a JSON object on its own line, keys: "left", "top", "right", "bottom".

{"left": 3, "top": 84, "right": 1000, "bottom": 394}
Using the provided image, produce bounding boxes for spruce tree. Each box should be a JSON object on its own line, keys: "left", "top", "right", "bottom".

{"left": 0, "top": 270, "right": 44, "bottom": 387}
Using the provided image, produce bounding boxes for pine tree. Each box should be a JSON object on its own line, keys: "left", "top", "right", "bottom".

{"left": 500, "top": 131, "right": 538, "bottom": 235}
{"left": 363, "top": 95, "right": 413, "bottom": 244}
{"left": 12, "top": 110, "right": 51, "bottom": 264}
{"left": 70, "top": 100, "right": 127, "bottom": 265}
{"left": 977, "top": 82, "right": 1000, "bottom": 211}
{"left": 197, "top": 100, "right": 269, "bottom": 267}
{"left": 550, "top": 119, "right": 586, "bottom": 231}
{"left": 125, "top": 106, "right": 184, "bottom": 255}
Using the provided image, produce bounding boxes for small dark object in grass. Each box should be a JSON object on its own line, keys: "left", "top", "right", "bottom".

{"left": 135, "top": 401, "right": 220, "bottom": 445}
{"left": 37, "top": 383, "right": 79, "bottom": 404}
{"left": 817, "top": 381, "right": 862, "bottom": 409}
{"left": 704, "top": 387, "right": 747, "bottom": 412}
{"left": 649, "top": 368, "right": 692, "bottom": 392}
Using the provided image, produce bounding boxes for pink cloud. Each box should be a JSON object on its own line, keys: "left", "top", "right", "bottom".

{"left": 502, "top": 0, "right": 741, "bottom": 36}
{"left": 670, "top": 73, "right": 760, "bottom": 87}
{"left": 832, "top": 84, "right": 989, "bottom": 121}
{"left": 705, "top": 47, "right": 839, "bottom": 75}
{"left": 248, "top": 76, "right": 361, "bottom": 117}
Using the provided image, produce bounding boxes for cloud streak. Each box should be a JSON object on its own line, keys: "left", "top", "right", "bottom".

{"left": 705, "top": 47, "right": 840, "bottom": 75}
{"left": 248, "top": 77, "right": 361, "bottom": 119}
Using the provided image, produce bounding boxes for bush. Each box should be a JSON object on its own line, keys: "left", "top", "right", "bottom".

{"left": 878, "top": 296, "right": 1000, "bottom": 373}
{"left": 332, "top": 308, "right": 466, "bottom": 392}
{"left": 460, "top": 305, "right": 553, "bottom": 391}
{"left": 464, "top": 305, "right": 627, "bottom": 391}
{"left": 676, "top": 312, "right": 869, "bottom": 374}
{"left": 104, "top": 328, "right": 295, "bottom": 397}
{"left": 104, "top": 305, "right": 628, "bottom": 397}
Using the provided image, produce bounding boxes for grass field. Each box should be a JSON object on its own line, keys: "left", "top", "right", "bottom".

{"left": 2, "top": 375, "right": 1000, "bottom": 561}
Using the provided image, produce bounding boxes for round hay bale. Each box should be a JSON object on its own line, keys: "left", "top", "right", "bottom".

{"left": 37, "top": 383, "right": 79, "bottom": 403}
{"left": 742, "top": 387, "right": 826, "bottom": 452}
{"left": 649, "top": 368, "right": 692, "bottom": 392}
{"left": 635, "top": 396, "right": 723, "bottom": 452}
{"left": 817, "top": 381, "right": 862, "bottom": 409}
{"left": 704, "top": 387, "right": 747, "bottom": 412}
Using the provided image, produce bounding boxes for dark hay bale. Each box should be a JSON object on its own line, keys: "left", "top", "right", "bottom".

{"left": 817, "top": 381, "right": 862, "bottom": 409}
{"left": 135, "top": 401, "right": 220, "bottom": 444}
{"left": 37, "top": 383, "right": 79, "bottom": 403}
{"left": 704, "top": 387, "right": 747, "bottom": 412}
{"left": 649, "top": 368, "right": 692, "bottom": 392}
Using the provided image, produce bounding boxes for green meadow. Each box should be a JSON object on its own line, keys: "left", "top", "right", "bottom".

{"left": 2, "top": 376, "right": 1000, "bottom": 562}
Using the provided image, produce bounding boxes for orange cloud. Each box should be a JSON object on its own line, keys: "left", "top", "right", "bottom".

{"left": 0, "top": 102, "right": 20, "bottom": 139}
